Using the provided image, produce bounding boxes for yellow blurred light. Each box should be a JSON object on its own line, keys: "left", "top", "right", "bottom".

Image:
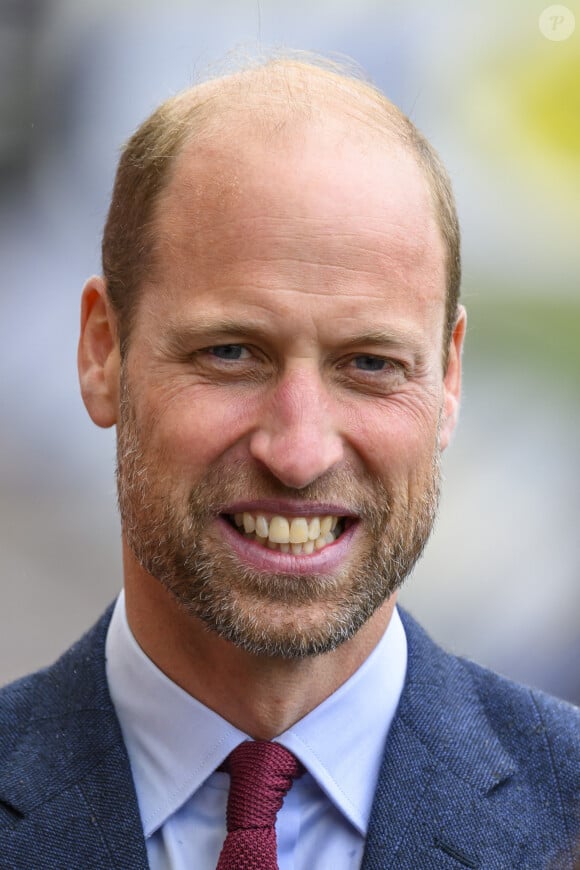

{"left": 465, "top": 33, "right": 580, "bottom": 205}
{"left": 517, "top": 46, "right": 580, "bottom": 161}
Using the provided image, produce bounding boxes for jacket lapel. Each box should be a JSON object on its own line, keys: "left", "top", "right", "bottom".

{"left": 361, "top": 611, "right": 515, "bottom": 869}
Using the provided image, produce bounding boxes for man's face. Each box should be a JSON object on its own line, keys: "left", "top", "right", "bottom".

{"left": 116, "top": 122, "right": 462, "bottom": 658}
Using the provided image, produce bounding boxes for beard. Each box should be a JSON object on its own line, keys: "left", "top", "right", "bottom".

{"left": 116, "top": 376, "right": 441, "bottom": 659}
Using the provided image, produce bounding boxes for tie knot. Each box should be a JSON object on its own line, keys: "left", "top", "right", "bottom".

{"left": 224, "top": 741, "right": 304, "bottom": 832}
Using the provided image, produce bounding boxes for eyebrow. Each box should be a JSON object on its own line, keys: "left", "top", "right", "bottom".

{"left": 162, "top": 317, "right": 427, "bottom": 360}
{"left": 161, "top": 317, "right": 276, "bottom": 355}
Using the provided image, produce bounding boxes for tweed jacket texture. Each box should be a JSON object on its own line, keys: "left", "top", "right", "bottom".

{"left": 0, "top": 606, "right": 578, "bottom": 869}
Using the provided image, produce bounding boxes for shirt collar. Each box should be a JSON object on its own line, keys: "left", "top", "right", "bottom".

{"left": 278, "top": 606, "right": 406, "bottom": 833}
{"left": 106, "top": 590, "right": 406, "bottom": 839}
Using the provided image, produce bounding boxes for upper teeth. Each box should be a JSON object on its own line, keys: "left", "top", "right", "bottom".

{"left": 233, "top": 512, "right": 339, "bottom": 546}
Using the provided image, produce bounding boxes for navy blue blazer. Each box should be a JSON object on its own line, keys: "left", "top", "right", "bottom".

{"left": 0, "top": 606, "right": 578, "bottom": 869}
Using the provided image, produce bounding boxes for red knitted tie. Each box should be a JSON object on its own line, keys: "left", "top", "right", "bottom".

{"left": 217, "top": 741, "right": 304, "bottom": 870}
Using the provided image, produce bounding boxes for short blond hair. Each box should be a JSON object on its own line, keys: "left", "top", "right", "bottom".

{"left": 102, "top": 53, "right": 461, "bottom": 364}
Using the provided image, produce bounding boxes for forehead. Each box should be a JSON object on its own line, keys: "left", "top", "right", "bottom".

{"left": 144, "top": 118, "right": 446, "bottom": 334}
{"left": 164, "top": 112, "right": 435, "bottom": 226}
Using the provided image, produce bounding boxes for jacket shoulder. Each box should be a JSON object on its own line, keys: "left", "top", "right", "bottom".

{"left": 464, "top": 654, "right": 580, "bottom": 823}
{"left": 370, "top": 610, "right": 580, "bottom": 869}
{"left": 0, "top": 606, "right": 148, "bottom": 869}
{"left": 461, "top": 646, "right": 579, "bottom": 756}
{"left": 401, "top": 608, "right": 579, "bottom": 749}
{"left": 0, "top": 607, "right": 118, "bottom": 796}
{"left": 0, "top": 605, "right": 115, "bottom": 732}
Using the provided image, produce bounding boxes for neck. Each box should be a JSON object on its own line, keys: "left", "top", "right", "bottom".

{"left": 123, "top": 559, "right": 396, "bottom": 740}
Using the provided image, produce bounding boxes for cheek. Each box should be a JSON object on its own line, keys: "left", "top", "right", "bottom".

{"left": 345, "top": 395, "right": 442, "bottom": 478}
{"left": 147, "top": 386, "right": 257, "bottom": 468}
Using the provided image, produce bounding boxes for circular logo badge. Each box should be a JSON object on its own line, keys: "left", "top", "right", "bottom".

{"left": 539, "top": 5, "right": 576, "bottom": 40}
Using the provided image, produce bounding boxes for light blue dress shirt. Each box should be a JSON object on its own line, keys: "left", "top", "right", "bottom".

{"left": 106, "top": 591, "right": 407, "bottom": 869}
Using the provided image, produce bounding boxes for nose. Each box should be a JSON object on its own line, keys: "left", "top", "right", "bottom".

{"left": 248, "top": 366, "right": 344, "bottom": 489}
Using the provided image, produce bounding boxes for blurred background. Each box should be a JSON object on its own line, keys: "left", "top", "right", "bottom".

{"left": 1, "top": 0, "right": 578, "bottom": 703}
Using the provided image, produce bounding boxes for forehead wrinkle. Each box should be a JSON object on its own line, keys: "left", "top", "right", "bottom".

{"left": 152, "top": 139, "right": 442, "bottom": 281}
{"left": 154, "top": 199, "right": 441, "bottom": 284}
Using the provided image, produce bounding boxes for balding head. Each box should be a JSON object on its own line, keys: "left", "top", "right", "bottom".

{"left": 102, "top": 54, "right": 460, "bottom": 364}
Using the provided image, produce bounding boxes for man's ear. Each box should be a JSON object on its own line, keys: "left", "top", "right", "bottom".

{"left": 78, "top": 276, "right": 121, "bottom": 428}
{"left": 439, "top": 305, "right": 467, "bottom": 451}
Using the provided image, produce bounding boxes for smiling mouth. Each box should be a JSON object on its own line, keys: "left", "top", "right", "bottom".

{"left": 224, "top": 511, "right": 349, "bottom": 555}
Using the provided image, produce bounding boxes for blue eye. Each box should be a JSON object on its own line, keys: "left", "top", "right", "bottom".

{"left": 354, "top": 355, "right": 388, "bottom": 372}
{"left": 209, "top": 345, "right": 247, "bottom": 360}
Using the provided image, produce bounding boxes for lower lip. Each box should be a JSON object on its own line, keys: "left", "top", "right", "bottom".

{"left": 216, "top": 516, "right": 359, "bottom": 574}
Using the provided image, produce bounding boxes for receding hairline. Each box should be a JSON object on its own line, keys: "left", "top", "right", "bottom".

{"left": 102, "top": 52, "right": 461, "bottom": 366}
{"left": 155, "top": 57, "right": 418, "bottom": 159}
{"left": 153, "top": 62, "right": 430, "bottom": 235}
{"left": 148, "top": 60, "right": 451, "bottom": 318}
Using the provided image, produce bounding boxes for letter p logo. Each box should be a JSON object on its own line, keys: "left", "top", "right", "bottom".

{"left": 539, "top": 5, "right": 576, "bottom": 40}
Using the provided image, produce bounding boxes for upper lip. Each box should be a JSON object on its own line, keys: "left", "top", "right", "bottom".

{"left": 221, "top": 499, "right": 358, "bottom": 517}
